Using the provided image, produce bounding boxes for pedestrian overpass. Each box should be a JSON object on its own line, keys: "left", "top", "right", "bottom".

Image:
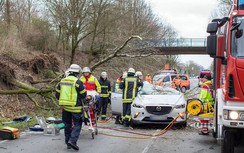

{"left": 137, "top": 38, "right": 207, "bottom": 55}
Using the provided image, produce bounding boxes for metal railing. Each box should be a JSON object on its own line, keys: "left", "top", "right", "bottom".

{"left": 137, "top": 38, "right": 207, "bottom": 48}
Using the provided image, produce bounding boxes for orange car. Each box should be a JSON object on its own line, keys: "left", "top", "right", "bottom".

{"left": 153, "top": 74, "right": 190, "bottom": 93}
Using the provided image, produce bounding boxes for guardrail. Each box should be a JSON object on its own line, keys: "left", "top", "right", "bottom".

{"left": 137, "top": 38, "right": 207, "bottom": 48}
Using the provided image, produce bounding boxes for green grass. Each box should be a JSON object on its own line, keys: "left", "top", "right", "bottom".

{"left": 0, "top": 109, "right": 61, "bottom": 131}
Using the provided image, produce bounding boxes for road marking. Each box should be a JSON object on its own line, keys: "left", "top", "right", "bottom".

{"left": 141, "top": 129, "right": 160, "bottom": 153}
{"left": 0, "top": 140, "right": 8, "bottom": 144}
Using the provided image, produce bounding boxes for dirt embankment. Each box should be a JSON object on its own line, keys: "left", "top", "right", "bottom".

{"left": 0, "top": 52, "right": 61, "bottom": 118}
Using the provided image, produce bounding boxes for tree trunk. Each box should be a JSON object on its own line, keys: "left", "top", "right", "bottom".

{"left": 5, "top": 0, "right": 10, "bottom": 31}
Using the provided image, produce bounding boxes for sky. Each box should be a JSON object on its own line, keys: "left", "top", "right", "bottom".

{"left": 148, "top": 0, "right": 219, "bottom": 69}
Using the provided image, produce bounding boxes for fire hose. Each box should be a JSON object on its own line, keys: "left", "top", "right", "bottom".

{"left": 97, "top": 112, "right": 185, "bottom": 139}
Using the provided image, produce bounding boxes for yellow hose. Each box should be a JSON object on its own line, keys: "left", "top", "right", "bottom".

{"left": 98, "top": 113, "right": 184, "bottom": 139}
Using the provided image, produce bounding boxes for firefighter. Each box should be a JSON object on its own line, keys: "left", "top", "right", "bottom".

{"left": 119, "top": 68, "right": 143, "bottom": 127}
{"left": 56, "top": 64, "right": 87, "bottom": 151}
{"left": 199, "top": 74, "right": 213, "bottom": 135}
{"left": 116, "top": 71, "right": 127, "bottom": 82}
{"left": 199, "top": 74, "right": 213, "bottom": 104}
{"left": 145, "top": 74, "right": 152, "bottom": 83}
{"left": 80, "top": 67, "right": 101, "bottom": 93}
{"left": 135, "top": 71, "right": 143, "bottom": 82}
{"left": 80, "top": 67, "right": 101, "bottom": 120}
{"left": 98, "top": 72, "right": 111, "bottom": 120}
{"left": 172, "top": 75, "right": 181, "bottom": 91}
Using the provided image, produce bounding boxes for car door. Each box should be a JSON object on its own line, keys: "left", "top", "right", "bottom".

{"left": 162, "top": 75, "right": 171, "bottom": 87}
{"left": 111, "top": 82, "right": 123, "bottom": 115}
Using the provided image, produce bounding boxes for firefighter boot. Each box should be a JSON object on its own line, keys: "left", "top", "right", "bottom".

{"left": 115, "top": 115, "right": 121, "bottom": 124}
{"left": 123, "top": 119, "right": 129, "bottom": 127}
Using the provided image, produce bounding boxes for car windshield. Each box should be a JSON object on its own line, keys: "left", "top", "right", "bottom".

{"left": 152, "top": 73, "right": 168, "bottom": 81}
{"left": 139, "top": 82, "right": 180, "bottom": 95}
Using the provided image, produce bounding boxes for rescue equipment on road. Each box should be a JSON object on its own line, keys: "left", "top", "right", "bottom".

{"left": 0, "top": 127, "right": 20, "bottom": 140}
{"left": 187, "top": 98, "right": 214, "bottom": 135}
{"left": 83, "top": 91, "right": 99, "bottom": 139}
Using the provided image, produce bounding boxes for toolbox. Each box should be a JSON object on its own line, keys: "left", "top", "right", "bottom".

{"left": 36, "top": 116, "right": 60, "bottom": 136}
{"left": 0, "top": 127, "right": 20, "bottom": 140}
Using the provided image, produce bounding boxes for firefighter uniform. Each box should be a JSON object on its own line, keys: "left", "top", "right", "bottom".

{"left": 80, "top": 75, "right": 101, "bottom": 93}
{"left": 199, "top": 80, "right": 213, "bottom": 104}
{"left": 56, "top": 74, "right": 87, "bottom": 150}
{"left": 98, "top": 75, "right": 111, "bottom": 120}
{"left": 119, "top": 68, "right": 143, "bottom": 127}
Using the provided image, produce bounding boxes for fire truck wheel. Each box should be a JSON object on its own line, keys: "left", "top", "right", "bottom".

{"left": 221, "top": 129, "right": 234, "bottom": 153}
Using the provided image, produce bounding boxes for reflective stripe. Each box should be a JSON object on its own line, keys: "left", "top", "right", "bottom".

{"left": 63, "top": 106, "right": 82, "bottom": 113}
{"left": 101, "top": 115, "right": 106, "bottom": 118}
{"left": 132, "top": 79, "right": 136, "bottom": 99}
{"left": 125, "top": 115, "right": 132, "bottom": 121}
{"left": 101, "top": 86, "right": 108, "bottom": 88}
{"left": 75, "top": 83, "right": 80, "bottom": 88}
{"left": 100, "top": 94, "right": 109, "bottom": 97}
{"left": 56, "top": 89, "right": 60, "bottom": 93}
{"left": 124, "top": 79, "right": 128, "bottom": 100}
{"left": 80, "top": 89, "right": 87, "bottom": 94}
{"left": 122, "top": 99, "right": 133, "bottom": 103}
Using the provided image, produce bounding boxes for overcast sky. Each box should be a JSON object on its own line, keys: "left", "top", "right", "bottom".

{"left": 148, "top": 0, "right": 219, "bottom": 69}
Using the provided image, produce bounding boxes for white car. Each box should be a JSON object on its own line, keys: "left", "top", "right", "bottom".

{"left": 111, "top": 81, "right": 187, "bottom": 126}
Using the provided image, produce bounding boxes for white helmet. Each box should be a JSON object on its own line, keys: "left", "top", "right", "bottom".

{"left": 122, "top": 72, "right": 127, "bottom": 78}
{"left": 64, "top": 69, "right": 70, "bottom": 77}
{"left": 69, "top": 64, "right": 81, "bottom": 73}
{"left": 128, "top": 68, "right": 135, "bottom": 74}
{"left": 101, "top": 72, "right": 107, "bottom": 79}
{"left": 82, "top": 67, "right": 91, "bottom": 73}
{"left": 135, "top": 71, "right": 142, "bottom": 76}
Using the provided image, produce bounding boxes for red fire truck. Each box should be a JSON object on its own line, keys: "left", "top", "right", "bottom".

{"left": 206, "top": 0, "right": 244, "bottom": 152}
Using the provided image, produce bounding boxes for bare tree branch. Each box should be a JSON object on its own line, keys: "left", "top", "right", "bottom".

{"left": 91, "top": 35, "right": 142, "bottom": 70}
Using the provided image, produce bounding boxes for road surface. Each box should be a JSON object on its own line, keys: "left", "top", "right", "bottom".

{"left": 0, "top": 122, "right": 220, "bottom": 153}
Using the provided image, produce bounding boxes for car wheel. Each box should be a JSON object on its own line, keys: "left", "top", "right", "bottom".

{"left": 181, "top": 121, "right": 187, "bottom": 128}
{"left": 181, "top": 86, "right": 186, "bottom": 93}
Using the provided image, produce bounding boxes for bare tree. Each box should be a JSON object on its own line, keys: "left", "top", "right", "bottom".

{"left": 45, "top": 0, "right": 91, "bottom": 65}
{"left": 11, "top": 0, "right": 38, "bottom": 34}
{"left": 211, "top": 0, "right": 232, "bottom": 19}
{"left": 5, "top": 0, "right": 11, "bottom": 30}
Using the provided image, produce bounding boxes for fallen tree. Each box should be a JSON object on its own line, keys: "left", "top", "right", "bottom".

{"left": 0, "top": 36, "right": 154, "bottom": 110}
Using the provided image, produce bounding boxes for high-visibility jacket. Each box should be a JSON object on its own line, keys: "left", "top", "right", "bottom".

{"left": 56, "top": 75, "right": 87, "bottom": 113}
{"left": 99, "top": 78, "right": 111, "bottom": 98}
{"left": 80, "top": 75, "right": 101, "bottom": 93}
{"left": 199, "top": 80, "right": 213, "bottom": 104}
{"left": 119, "top": 76, "right": 143, "bottom": 103}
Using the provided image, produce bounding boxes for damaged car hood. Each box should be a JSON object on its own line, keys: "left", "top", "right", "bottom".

{"left": 134, "top": 94, "right": 184, "bottom": 106}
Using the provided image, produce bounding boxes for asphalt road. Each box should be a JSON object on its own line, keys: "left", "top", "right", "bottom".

{"left": 0, "top": 122, "right": 220, "bottom": 153}
{"left": 0, "top": 78, "right": 243, "bottom": 153}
